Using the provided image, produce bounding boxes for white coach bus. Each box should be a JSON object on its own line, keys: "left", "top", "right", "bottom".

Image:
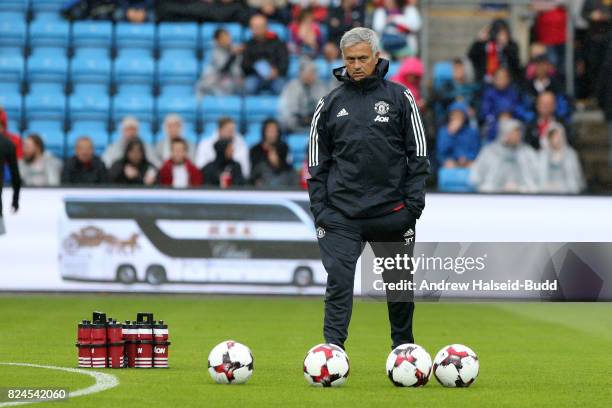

{"left": 59, "top": 194, "right": 326, "bottom": 287}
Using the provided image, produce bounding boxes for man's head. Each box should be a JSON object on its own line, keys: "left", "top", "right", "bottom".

{"left": 75, "top": 137, "right": 94, "bottom": 163}
{"left": 499, "top": 118, "right": 523, "bottom": 147}
{"left": 262, "top": 118, "right": 280, "bottom": 145}
{"left": 493, "top": 67, "right": 511, "bottom": 90}
{"left": 170, "top": 138, "right": 188, "bottom": 165}
{"left": 218, "top": 117, "right": 236, "bottom": 140}
{"left": 339, "top": 27, "right": 380, "bottom": 81}
{"left": 537, "top": 91, "right": 557, "bottom": 118}
{"left": 23, "top": 134, "right": 45, "bottom": 162}
{"left": 249, "top": 14, "right": 268, "bottom": 41}
{"left": 300, "top": 59, "right": 318, "bottom": 86}
{"left": 214, "top": 28, "right": 232, "bottom": 48}
{"left": 533, "top": 55, "right": 552, "bottom": 79}
{"left": 121, "top": 116, "right": 140, "bottom": 141}
{"left": 125, "top": 139, "right": 145, "bottom": 165}
{"left": 164, "top": 114, "right": 183, "bottom": 140}
{"left": 323, "top": 41, "right": 340, "bottom": 63}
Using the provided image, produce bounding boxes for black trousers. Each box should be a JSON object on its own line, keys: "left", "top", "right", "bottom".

{"left": 315, "top": 206, "right": 416, "bottom": 350}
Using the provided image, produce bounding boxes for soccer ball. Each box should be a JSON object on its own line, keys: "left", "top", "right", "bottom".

{"left": 385, "top": 343, "right": 432, "bottom": 387}
{"left": 433, "top": 344, "right": 479, "bottom": 387}
{"left": 207, "top": 340, "right": 254, "bottom": 384}
{"left": 303, "top": 344, "right": 350, "bottom": 387}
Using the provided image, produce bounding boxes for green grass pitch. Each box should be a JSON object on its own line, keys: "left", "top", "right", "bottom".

{"left": 0, "top": 295, "right": 611, "bottom": 407}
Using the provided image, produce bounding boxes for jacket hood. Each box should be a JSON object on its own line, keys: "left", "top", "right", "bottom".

{"left": 498, "top": 118, "right": 524, "bottom": 143}
{"left": 333, "top": 58, "right": 390, "bottom": 89}
{"left": 448, "top": 101, "right": 470, "bottom": 117}
{"left": 395, "top": 57, "right": 425, "bottom": 78}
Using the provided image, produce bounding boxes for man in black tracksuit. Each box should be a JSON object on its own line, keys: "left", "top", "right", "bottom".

{"left": 308, "top": 28, "right": 430, "bottom": 350}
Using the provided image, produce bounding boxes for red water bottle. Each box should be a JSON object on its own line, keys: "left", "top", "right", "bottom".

{"left": 123, "top": 321, "right": 138, "bottom": 368}
{"left": 153, "top": 320, "right": 170, "bottom": 368}
{"left": 76, "top": 320, "right": 92, "bottom": 368}
{"left": 90, "top": 321, "right": 107, "bottom": 368}
{"left": 106, "top": 320, "right": 124, "bottom": 368}
{"left": 135, "top": 313, "right": 154, "bottom": 368}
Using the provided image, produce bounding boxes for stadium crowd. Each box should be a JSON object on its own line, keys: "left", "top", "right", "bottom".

{"left": 1, "top": 0, "right": 611, "bottom": 194}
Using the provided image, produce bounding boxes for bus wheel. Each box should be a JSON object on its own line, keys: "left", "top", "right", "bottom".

{"left": 116, "top": 265, "right": 137, "bottom": 284}
{"left": 145, "top": 265, "right": 166, "bottom": 285}
{"left": 293, "top": 267, "right": 313, "bottom": 287}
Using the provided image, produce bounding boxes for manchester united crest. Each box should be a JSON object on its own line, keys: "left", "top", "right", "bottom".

{"left": 374, "top": 101, "right": 390, "bottom": 115}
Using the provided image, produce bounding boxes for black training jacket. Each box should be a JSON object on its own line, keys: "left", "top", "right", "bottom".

{"left": 307, "top": 58, "right": 430, "bottom": 220}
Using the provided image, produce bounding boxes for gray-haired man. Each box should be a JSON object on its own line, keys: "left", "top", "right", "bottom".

{"left": 307, "top": 27, "right": 430, "bottom": 350}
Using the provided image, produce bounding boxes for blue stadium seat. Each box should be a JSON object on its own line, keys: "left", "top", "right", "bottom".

{"left": 314, "top": 58, "right": 329, "bottom": 80}
{"left": 158, "top": 55, "right": 198, "bottom": 85}
{"left": 0, "top": 56, "right": 24, "bottom": 93}
{"left": 115, "top": 22, "right": 155, "bottom": 57}
{"left": 27, "top": 119, "right": 63, "bottom": 133}
{"left": 388, "top": 61, "right": 400, "bottom": 78}
{"left": 112, "top": 94, "right": 154, "bottom": 124}
{"left": 6, "top": 119, "right": 19, "bottom": 133}
{"left": 0, "top": 94, "right": 22, "bottom": 122}
{"left": 202, "top": 121, "right": 217, "bottom": 138}
{"left": 70, "top": 54, "right": 111, "bottom": 89}
{"left": 25, "top": 94, "right": 66, "bottom": 121}
{"left": 0, "top": 11, "right": 27, "bottom": 23}
{"left": 201, "top": 22, "right": 243, "bottom": 48}
{"left": 201, "top": 96, "right": 241, "bottom": 123}
{"left": 114, "top": 54, "right": 154, "bottom": 94}
{"left": 244, "top": 95, "right": 279, "bottom": 124}
{"left": 244, "top": 126, "right": 261, "bottom": 147}
{"left": 437, "top": 168, "right": 474, "bottom": 192}
{"left": 32, "top": 0, "right": 65, "bottom": 12}
{"left": 0, "top": 1, "right": 28, "bottom": 13}
{"left": 288, "top": 56, "right": 300, "bottom": 79}
{"left": 29, "top": 20, "right": 70, "bottom": 52}
{"left": 287, "top": 133, "right": 308, "bottom": 169}
{"left": 432, "top": 61, "right": 454, "bottom": 92}
{"left": 158, "top": 23, "right": 198, "bottom": 56}
{"left": 73, "top": 21, "right": 113, "bottom": 50}
{"left": 0, "top": 20, "right": 26, "bottom": 54}
{"left": 157, "top": 95, "right": 198, "bottom": 124}
{"left": 69, "top": 94, "right": 110, "bottom": 122}
{"left": 246, "top": 122, "right": 262, "bottom": 140}
{"left": 27, "top": 55, "right": 68, "bottom": 94}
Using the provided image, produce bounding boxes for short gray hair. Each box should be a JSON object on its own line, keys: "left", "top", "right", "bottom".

{"left": 339, "top": 27, "right": 380, "bottom": 56}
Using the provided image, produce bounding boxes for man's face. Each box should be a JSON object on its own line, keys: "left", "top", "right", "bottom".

{"left": 166, "top": 119, "right": 182, "bottom": 139}
{"left": 301, "top": 67, "right": 317, "bottom": 85}
{"left": 219, "top": 122, "right": 236, "bottom": 140}
{"left": 250, "top": 15, "right": 267, "bottom": 40}
{"left": 75, "top": 139, "right": 94, "bottom": 163}
{"left": 537, "top": 93, "right": 556, "bottom": 117}
{"left": 123, "top": 124, "right": 139, "bottom": 140}
{"left": 505, "top": 128, "right": 522, "bottom": 146}
{"left": 453, "top": 62, "right": 465, "bottom": 82}
{"left": 171, "top": 143, "right": 187, "bottom": 164}
{"left": 217, "top": 31, "right": 231, "bottom": 48}
{"left": 23, "top": 138, "right": 40, "bottom": 161}
{"left": 493, "top": 69, "right": 510, "bottom": 90}
{"left": 342, "top": 42, "right": 379, "bottom": 82}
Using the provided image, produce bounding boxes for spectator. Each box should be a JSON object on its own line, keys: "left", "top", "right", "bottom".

{"left": 532, "top": 1, "right": 568, "bottom": 69}
{"left": 436, "top": 102, "right": 480, "bottom": 169}
{"left": 0, "top": 108, "right": 22, "bottom": 159}
{"left": 196, "top": 28, "right": 244, "bottom": 97}
{"left": 242, "top": 14, "right": 289, "bottom": 94}
{"left": 322, "top": 41, "right": 342, "bottom": 65}
{"left": 525, "top": 91, "right": 572, "bottom": 150}
{"left": 247, "top": 0, "right": 291, "bottom": 24}
{"left": 18, "top": 134, "right": 62, "bottom": 186}
{"left": 62, "top": 0, "right": 118, "bottom": 21}
{"left": 119, "top": 0, "right": 155, "bottom": 22}
{"left": 61, "top": 137, "right": 108, "bottom": 184}
{"left": 250, "top": 118, "right": 296, "bottom": 186}
{"left": 432, "top": 57, "right": 480, "bottom": 126}
{"left": 155, "top": 114, "right": 196, "bottom": 162}
{"left": 581, "top": 0, "right": 611, "bottom": 97}
{"left": 480, "top": 67, "right": 524, "bottom": 142}
{"left": 202, "top": 139, "right": 245, "bottom": 187}
{"left": 158, "top": 139, "right": 202, "bottom": 188}
{"left": 279, "top": 59, "right": 329, "bottom": 132}
{"left": 289, "top": 7, "right": 323, "bottom": 57}
{"left": 109, "top": 139, "right": 157, "bottom": 185}
{"left": 156, "top": 0, "right": 249, "bottom": 23}
{"left": 470, "top": 118, "right": 539, "bottom": 193}
{"left": 468, "top": 19, "right": 521, "bottom": 82}
{"left": 390, "top": 56, "right": 425, "bottom": 110}
{"left": 326, "top": 0, "right": 366, "bottom": 45}
{"left": 288, "top": 0, "right": 329, "bottom": 24}
{"left": 538, "top": 123, "right": 585, "bottom": 194}
{"left": 596, "top": 34, "right": 612, "bottom": 168}
{"left": 196, "top": 117, "right": 250, "bottom": 177}
{"left": 372, "top": 0, "right": 422, "bottom": 58}
{"left": 102, "top": 116, "right": 159, "bottom": 168}
{"left": 524, "top": 54, "right": 564, "bottom": 99}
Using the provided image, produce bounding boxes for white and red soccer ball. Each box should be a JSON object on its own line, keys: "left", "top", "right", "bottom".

{"left": 207, "top": 340, "right": 254, "bottom": 384}
{"left": 385, "top": 343, "right": 432, "bottom": 387}
{"left": 433, "top": 344, "right": 480, "bottom": 387}
{"left": 303, "top": 344, "right": 350, "bottom": 387}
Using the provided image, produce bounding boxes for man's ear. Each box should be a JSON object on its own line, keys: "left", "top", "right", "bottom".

{"left": 374, "top": 51, "right": 380, "bottom": 63}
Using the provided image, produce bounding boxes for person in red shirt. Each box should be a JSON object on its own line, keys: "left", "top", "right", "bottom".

{"left": 158, "top": 139, "right": 202, "bottom": 188}
{"left": 533, "top": 2, "right": 567, "bottom": 74}
{"left": 0, "top": 108, "right": 22, "bottom": 159}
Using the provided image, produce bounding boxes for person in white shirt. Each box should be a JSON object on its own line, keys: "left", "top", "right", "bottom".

{"left": 195, "top": 117, "right": 250, "bottom": 177}
{"left": 18, "top": 134, "right": 62, "bottom": 186}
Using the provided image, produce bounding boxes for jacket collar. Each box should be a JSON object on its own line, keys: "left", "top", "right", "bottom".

{"left": 332, "top": 58, "right": 390, "bottom": 91}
